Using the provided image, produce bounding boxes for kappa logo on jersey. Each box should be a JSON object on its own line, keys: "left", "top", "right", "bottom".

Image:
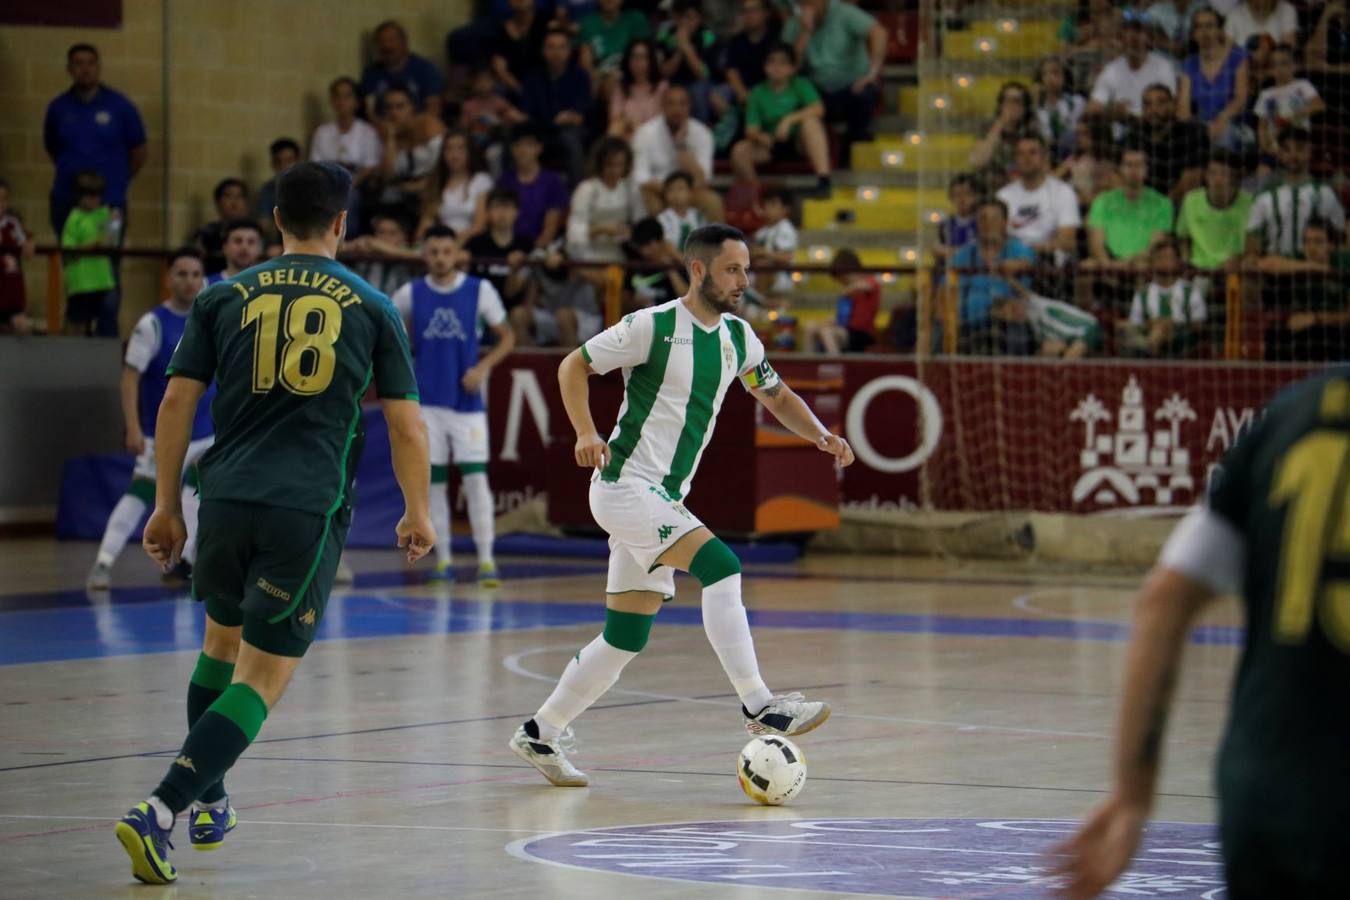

{"left": 423, "top": 307, "right": 468, "bottom": 341}
{"left": 663, "top": 335, "right": 693, "bottom": 345}
{"left": 658, "top": 524, "right": 676, "bottom": 542}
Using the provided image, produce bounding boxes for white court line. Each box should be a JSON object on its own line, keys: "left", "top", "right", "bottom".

{"left": 0, "top": 813, "right": 541, "bottom": 835}
{"left": 502, "top": 646, "right": 1113, "bottom": 741}
{"left": 1011, "top": 589, "right": 1130, "bottom": 627}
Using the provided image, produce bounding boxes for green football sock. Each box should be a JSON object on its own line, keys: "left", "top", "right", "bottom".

{"left": 154, "top": 683, "right": 267, "bottom": 815}
{"left": 187, "top": 653, "right": 234, "bottom": 805}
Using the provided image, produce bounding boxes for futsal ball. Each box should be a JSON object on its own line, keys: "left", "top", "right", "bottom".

{"left": 737, "top": 736, "right": 807, "bottom": 806}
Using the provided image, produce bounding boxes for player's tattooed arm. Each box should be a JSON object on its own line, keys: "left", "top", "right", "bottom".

{"left": 752, "top": 380, "right": 855, "bottom": 466}
{"left": 760, "top": 382, "right": 784, "bottom": 400}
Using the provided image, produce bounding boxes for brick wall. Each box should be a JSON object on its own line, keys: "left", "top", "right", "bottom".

{"left": 0, "top": 0, "right": 470, "bottom": 333}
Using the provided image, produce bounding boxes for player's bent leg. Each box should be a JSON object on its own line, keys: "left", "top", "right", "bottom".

{"left": 428, "top": 463, "right": 454, "bottom": 579}
{"left": 88, "top": 478, "right": 154, "bottom": 589}
{"left": 659, "top": 529, "right": 831, "bottom": 738}
{"left": 458, "top": 464, "right": 498, "bottom": 586}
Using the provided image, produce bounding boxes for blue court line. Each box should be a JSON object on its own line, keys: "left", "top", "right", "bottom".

{"left": 0, "top": 588, "right": 1244, "bottom": 666}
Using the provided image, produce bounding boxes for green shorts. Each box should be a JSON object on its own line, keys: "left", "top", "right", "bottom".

{"left": 193, "top": 499, "right": 351, "bottom": 658}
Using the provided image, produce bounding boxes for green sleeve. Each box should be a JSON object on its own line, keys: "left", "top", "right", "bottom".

{"left": 1156, "top": 196, "right": 1175, "bottom": 233}
{"left": 578, "top": 16, "right": 599, "bottom": 46}
{"left": 1175, "top": 194, "right": 1193, "bottom": 238}
{"left": 1087, "top": 195, "right": 1108, "bottom": 229}
{"left": 746, "top": 87, "right": 764, "bottom": 128}
{"left": 796, "top": 76, "right": 821, "bottom": 106}
{"left": 841, "top": 2, "right": 876, "bottom": 37}
{"left": 372, "top": 301, "right": 420, "bottom": 400}
{"left": 781, "top": 17, "right": 801, "bottom": 43}
{"left": 166, "top": 293, "right": 218, "bottom": 382}
{"left": 61, "top": 212, "right": 89, "bottom": 248}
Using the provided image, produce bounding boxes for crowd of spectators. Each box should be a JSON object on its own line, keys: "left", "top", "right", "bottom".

{"left": 944, "top": 0, "right": 1350, "bottom": 360}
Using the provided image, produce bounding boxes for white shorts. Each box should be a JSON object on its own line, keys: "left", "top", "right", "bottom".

{"left": 588, "top": 478, "right": 705, "bottom": 597}
{"left": 534, "top": 308, "right": 603, "bottom": 346}
{"left": 133, "top": 435, "right": 214, "bottom": 481}
{"left": 422, "top": 406, "right": 489, "bottom": 468}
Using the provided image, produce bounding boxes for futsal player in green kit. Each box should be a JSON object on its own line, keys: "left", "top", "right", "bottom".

{"left": 114, "top": 161, "right": 435, "bottom": 885}
{"left": 1053, "top": 368, "right": 1350, "bottom": 897}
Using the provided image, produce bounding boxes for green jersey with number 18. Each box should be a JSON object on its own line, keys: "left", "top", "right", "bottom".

{"left": 167, "top": 253, "right": 419, "bottom": 517}
{"left": 581, "top": 298, "right": 780, "bottom": 501}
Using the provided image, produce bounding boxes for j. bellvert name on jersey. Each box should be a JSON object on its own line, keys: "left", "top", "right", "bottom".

{"left": 255, "top": 267, "right": 365, "bottom": 308}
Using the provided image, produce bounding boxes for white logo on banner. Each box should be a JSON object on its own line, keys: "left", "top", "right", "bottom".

{"left": 1071, "top": 376, "right": 1196, "bottom": 507}
{"left": 845, "top": 375, "right": 943, "bottom": 474}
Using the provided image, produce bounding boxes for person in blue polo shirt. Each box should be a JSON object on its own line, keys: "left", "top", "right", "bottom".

{"left": 361, "top": 20, "right": 444, "bottom": 118}
{"left": 44, "top": 43, "right": 147, "bottom": 237}
{"left": 944, "top": 197, "right": 1037, "bottom": 355}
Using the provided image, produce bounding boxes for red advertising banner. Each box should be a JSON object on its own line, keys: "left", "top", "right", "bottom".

{"left": 475, "top": 351, "right": 1318, "bottom": 526}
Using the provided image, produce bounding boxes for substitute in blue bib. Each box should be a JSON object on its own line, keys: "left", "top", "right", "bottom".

{"left": 87, "top": 249, "right": 215, "bottom": 590}
{"left": 392, "top": 224, "right": 516, "bottom": 585}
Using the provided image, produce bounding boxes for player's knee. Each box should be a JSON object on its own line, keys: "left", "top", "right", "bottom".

{"left": 602, "top": 606, "right": 655, "bottom": 652}
{"left": 688, "top": 538, "right": 741, "bottom": 588}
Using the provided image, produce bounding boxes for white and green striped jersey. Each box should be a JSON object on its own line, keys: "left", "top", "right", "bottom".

{"left": 1246, "top": 178, "right": 1345, "bottom": 258}
{"left": 582, "top": 298, "right": 780, "bottom": 500}
{"left": 1129, "top": 279, "right": 1207, "bottom": 326}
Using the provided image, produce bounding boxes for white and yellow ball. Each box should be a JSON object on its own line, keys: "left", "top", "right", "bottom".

{"left": 737, "top": 736, "right": 807, "bottom": 806}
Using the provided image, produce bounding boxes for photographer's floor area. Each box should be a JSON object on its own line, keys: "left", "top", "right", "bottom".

{"left": 0, "top": 540, "right": 1239, "bottom": 898}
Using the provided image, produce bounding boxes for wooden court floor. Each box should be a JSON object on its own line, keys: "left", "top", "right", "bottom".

{"left": 0, "top": 538, "right": 1242, "bottom": 898}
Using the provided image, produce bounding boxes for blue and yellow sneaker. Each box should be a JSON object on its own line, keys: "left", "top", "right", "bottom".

{"left": 114, "top": 801, "right": 177, "bottom": 884}
{"left": 428, "top": 560, "right": 454, "bottom": 582}
{"left": 478, "top": 561, "right": 501, "bottom": 588}
{"left": 188, "top": 801, "right": 237, "bottom": 851}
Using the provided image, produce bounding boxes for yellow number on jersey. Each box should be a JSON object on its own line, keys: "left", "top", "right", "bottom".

{"left": 241, "top": 293, "right": 343, "bottom": 396}
{"left": 1269, "top": 430, "right": 1350, "bottom": 649}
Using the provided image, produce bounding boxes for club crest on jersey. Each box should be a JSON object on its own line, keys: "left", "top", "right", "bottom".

{"left": 723, "top": 341, "right": 735, "bottom": 370}
{"left": 424, "top": 307, "right": 467, "bottom": 341}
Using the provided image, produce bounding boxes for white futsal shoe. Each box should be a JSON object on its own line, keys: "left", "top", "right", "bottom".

{"left": 509, "top": 721, "right": 589, "bottom": 787}
{"left": 744, "top": 692, "right": 831, "bottom": 737}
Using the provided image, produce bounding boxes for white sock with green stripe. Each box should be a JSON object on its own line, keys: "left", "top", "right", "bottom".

{"left": 430, "top": 473, "right": 452, "bottom": 567}
{"left": 535, "top": 610, "right": 653, "bottom": 740}
{"left": 461, "top": 472, "right": 495, "bottom": 566}
{"left": 96, "top": 493, "right": 148, "bottom": 568}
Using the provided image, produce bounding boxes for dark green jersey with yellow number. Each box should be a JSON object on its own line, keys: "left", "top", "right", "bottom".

{"left": 168, "top": 253, "right": 418, "bottom": 517}
{"left": 1207, "top": 369, "right": 1350, "bottom": 874}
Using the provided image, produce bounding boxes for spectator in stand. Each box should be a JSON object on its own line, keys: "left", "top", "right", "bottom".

{"left": 1054, "top": 115, "right": 1119, "bottom": 208}
{"left": 374, "top": 85, "right": 446, "bottom": 226}
{"left": 254, "top": 137, "right": 300, "bottom": 249}
{"left": 578, "top": 0, "right": 653, "bottom": 77}
{"left": 1246, "top": 127, "right": 1346, "bottom": 262}
{"left": 466, "top": 188, "right": 536, "bottom": 310}
{"left": 969, "top": 82, "right": 1042, "bottom": 190}
{"left": 1306, "top": 0, "right": 1350, "bottom": 124}
{"left": 656, "top": 171, "right": 705, "bottom": 252}
{"left": 623, "top": 216, "right": 688, "bottom": 309}
{"left": 1084, "top": 144, "right": 1175, "bottom": 308}
{"left": 498, "top": 123, "right": 569, "bottom": 248}
{"left": 1120, "top": 237, "right": 1208, "bottom": 357}
{"left": 310, "top": 77, "right": 382, "bottom": 187}
{"left": 1176, "top": 151, "right": 1254, "bottom": 272}
{"left": 1177, "top": 8, "right": 1250, "bottom": 151}
{"left": 806, "top": 249, "right": 880, "bottom": 353}
{"left": 1059, "top": 0, "right": 1123, "bottom": 57}
{"left": 361, "top": 20, "right": 444, "bottom": 117}
{"left": 1035, "top": 56, "right": 1088, "bottom": 164}
{"left": 1144, "top": 1, "right": 1210, "bottom": 58}
{"left": 657, "top": 0, "right": 721, "bottom": 123}
{"left": 205, "top": 220, "right": 263, "bottom": 285}
{"left": 192, "top": 178, "right": 249, "bottom": 275}
{"left": 781, "top": 0, "right": 886, "bottom": 160}
{"left": 346, "top": 210, "right": 420, "bottom": 296}
{"left": 633, "top": 84, "right": 722, "bottom": 220}
{"left": 730, "top": 43, "right": 831, "bottom": 192}
{"left": 44, "top": 43, "right": 147, "bottom": 237}
{"left": 1224, "top": 0, "right": 1298, "bottom": 52}
{"left": 610, "top": 39, "right": 667, "bottom": 139}
{"left": 491, "top": 0, "right": 555, "bottom": 97}
{"left": 1087, "top": 16, "right": 1177, "bottom": 123}
{"left": 0, "top": 179, "right": 35, "bottom": 335}
{"left": 996, "top": 133, "right": 1081, "bottom": 269}
{"left": 566, "top": 137, "right": 646, "bottom": 270}
{"left": 460, "top": 67, "right": 527, "bottom": 157}
{"left": 1129, "top": 83, "right": 1208, "bottom": 202}
{"left": 723, "top": 0, "right": 780, "bottom": 110}
{"left": 934, "top": 173, "right": 980, "bottom": 267}
{"left": 747, "top": 186, "right": 798, "bottom": 315}
{"left": 511, "top": 245, "right": 604, "bottom": 347}
{"left": 945, "top": 198, "right": 1036, "bottom": 355}
{"left": 1254, "top": 45, "right": 1326, "bottom": 158}
{"left": 419, "top": 129, "right": 494, "bottom": 240}
{"left": 61, "top": 171, "right": 118, "bottom": 336}
{"left": 520, "top": 25, "right": 593, "bottom": 184}
{"left": 1262, "top": 218, "right": 1350, "bottom": 361}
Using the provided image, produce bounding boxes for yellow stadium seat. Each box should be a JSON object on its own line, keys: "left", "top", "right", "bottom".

{"left": 851, "top": 133, "right": 977, "bottom": 173}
